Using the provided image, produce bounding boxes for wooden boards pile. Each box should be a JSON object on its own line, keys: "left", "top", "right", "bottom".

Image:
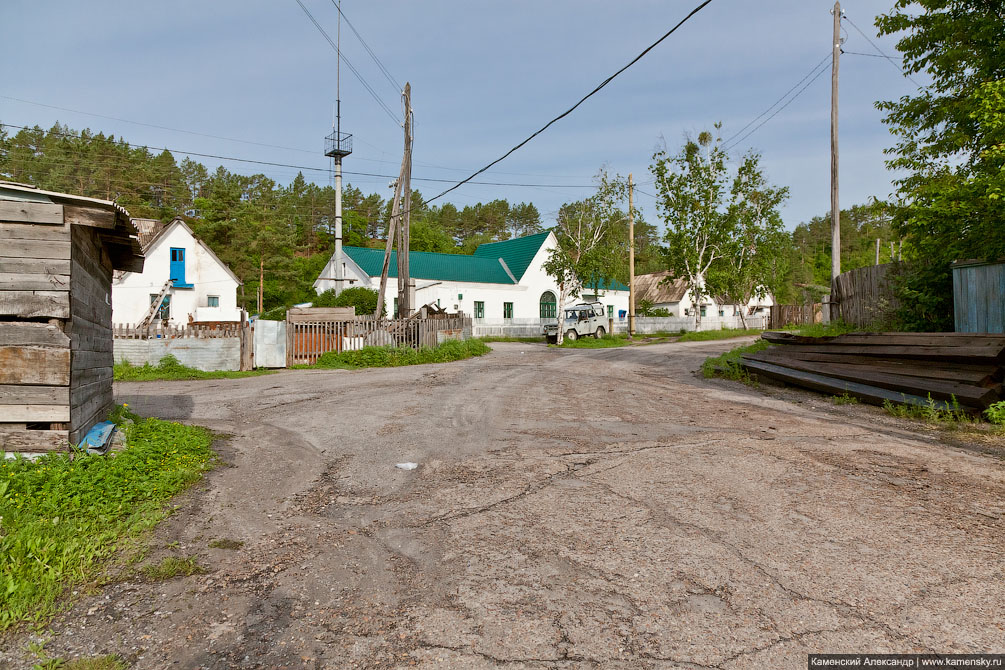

{"left": 741, "top": 332, "right": 1005, "bottom": 411}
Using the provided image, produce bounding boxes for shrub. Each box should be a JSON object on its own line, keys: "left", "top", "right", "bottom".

{"left": 313, "top": 287, "right": 385, "bottom": 317}
{"left": 310, "top": 338, "right": 489, "bottom": 369}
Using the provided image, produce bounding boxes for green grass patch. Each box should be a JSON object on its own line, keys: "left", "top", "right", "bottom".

{"left": 831, "top": 392, "right": 860, "bottom": 405}
{"left": 676, "top": 327, "right": 763, "bottom": 343}
{"left": 785, "top": 321, "right": 859, "bottom": 338}
{"left": 554, "top": 334, "right": 629, "bottom": 349}
{"left": 0, "top": 407, "right": 215, "bottom": 631}
{"left": 882, "top": 395, "right": 976, "bottom": 426}
{"left": 33, "top": 655, "right": 126, "bottom": 670}
{"left": 207, "top": 538, "right": 244, "bottom": 550}
{"left": 114, "top": 354, "right": 273, "bottom": 381}
{"left": 304, "top": 338, "right": 491, "bottom": 369}
{"left": 700, "top": 339, "right": 771, "bottom": 381}
{"left": 141, "top": 555, "right": 204, "bottom": 580}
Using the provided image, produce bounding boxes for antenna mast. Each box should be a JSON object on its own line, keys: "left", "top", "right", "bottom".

{"left": 325, "top": 0, "right": 352, "bottom": 295}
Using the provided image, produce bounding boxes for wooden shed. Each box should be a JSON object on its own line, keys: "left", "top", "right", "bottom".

{"left": 0, "top": 182, "right": 144, "bottom": 452}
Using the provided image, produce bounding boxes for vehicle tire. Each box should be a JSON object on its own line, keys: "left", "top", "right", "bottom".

{"left": 566, "top": 330, "right": 578, "bottom": 341}
{"left": 595, "top": 326, "right": 606, "bottom": 339}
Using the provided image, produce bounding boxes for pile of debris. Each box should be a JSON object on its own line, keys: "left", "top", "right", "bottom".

{"left": 741, "top": 332, "right": 1005, "bottom": 411}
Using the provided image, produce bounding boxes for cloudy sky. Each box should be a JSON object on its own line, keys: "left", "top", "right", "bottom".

{"left": 1, "top": 1, "right": 919, "bottom": 232}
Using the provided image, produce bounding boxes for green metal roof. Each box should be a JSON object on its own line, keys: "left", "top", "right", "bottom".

{"left": 344, "top": 246, "right": 516, "bottom": 284}
{"left": 472, "top": 231, "right": 551, "bottom": 281}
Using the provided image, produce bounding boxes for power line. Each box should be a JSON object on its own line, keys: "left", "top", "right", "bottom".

{"left": 423, "top": 0, "right": 716, "bottom": 206}
{"left": 0, "top": 123, "right": 596, "bottom": 189}
{"left": 721, "top": 52, "right": 832, "bottom": 150}
{"left": 842, "top": 15, "right": 921, "bottom": 87}
{"left": 842, "top": 50, "right": 901, "bottom": 60}
{"left": 328, "top": 0, "right": 401, "bottom": 96}
{"left": 292, "top": 0, "right": 402, "bottom": 126}
{"left": 723, "top": 55, "right": 831, "bottom": 153}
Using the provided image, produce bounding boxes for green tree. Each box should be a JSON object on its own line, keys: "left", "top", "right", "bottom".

{"left": 876, "top": 0, "right": 1005, "bottom": 330}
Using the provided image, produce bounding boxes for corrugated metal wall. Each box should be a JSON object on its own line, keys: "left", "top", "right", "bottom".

{"left": 953, "top": 261, "right": 1005, "bottom": 333}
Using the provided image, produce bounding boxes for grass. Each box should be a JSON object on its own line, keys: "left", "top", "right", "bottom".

{"left": 303, "top": 338, "right": 491, "bottom": 369}
{"left": 141, "top": 555, "right": 205, "bottom": 580}
{"left": 208, "top": 538, "right": 244, "bottom": 550}
{"left": 832, "top": 392, "right": 860, "bottom": 405}
{"left": 553, "top": 334, "right": 629, "bottom": 348}
{"left": 882, "top": 395, "right": 976, "bottom": 425}
{"left": 114, "top": 354, "right": 273, "bottom": 381}
{"left": 33, "top": 655, "right": 126, "bottom": 670}
{"left": 0, "top": 405, "right": 216, "bottom": 631}
{"left": 675, "top": 327, "right": 763, "bottom": 343}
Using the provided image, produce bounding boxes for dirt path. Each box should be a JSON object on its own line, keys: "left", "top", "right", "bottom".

{"left": 4, "top": 340, "right": 1004, "bottom": 669}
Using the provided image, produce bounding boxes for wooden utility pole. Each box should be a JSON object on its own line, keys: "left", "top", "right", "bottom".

{"left": 875, "top": 238, "right": 880, "bottom": 265}
{"left": 375, "top": 82, "right": 414, "bottom": 319}
{"left": 628, "top": 173, "right": 636, "bottom": 337}
{"left": 830, "top": 1, "right": 842, "bottom": 282}
{"left": 258, "top": 257, "right": 264, "bottom": 314}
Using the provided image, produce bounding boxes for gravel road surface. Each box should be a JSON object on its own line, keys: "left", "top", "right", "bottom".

{"left": 4, "top": 339, "right": 1004, "bottom": 669}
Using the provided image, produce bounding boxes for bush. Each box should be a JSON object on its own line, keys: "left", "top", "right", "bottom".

{"left": 313, "top": 287, "right": 385, "bottom": 317}
{"left": 310, "top": 338, "right": 489, "bottom": 369}
{"left": 258, "top": 304, "right": 288, "bottom": 321}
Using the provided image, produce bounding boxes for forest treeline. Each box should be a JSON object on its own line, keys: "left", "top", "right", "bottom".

{"left": 0, "top": 122, "right": 894, "bottom": 311}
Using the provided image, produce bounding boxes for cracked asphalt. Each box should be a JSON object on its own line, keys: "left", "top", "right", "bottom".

{"left": 4, "top": 339, "right": 1004, "bottom": 669}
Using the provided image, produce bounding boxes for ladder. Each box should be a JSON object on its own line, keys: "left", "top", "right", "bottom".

{"left": 139, "top": 280, "right": 173, "bottom": 329}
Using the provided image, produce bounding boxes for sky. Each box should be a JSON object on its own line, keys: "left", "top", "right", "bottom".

{"left": 1, "top": 1, "right": 920, "bottom": 234}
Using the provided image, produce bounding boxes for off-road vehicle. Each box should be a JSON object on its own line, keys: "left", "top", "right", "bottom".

{"left": 543, "top": 301, "right": 607, "bottom": 343}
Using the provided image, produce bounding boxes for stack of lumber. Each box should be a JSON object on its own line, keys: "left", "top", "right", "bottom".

{"left": 741, "top": 332, "right": 1005, "bottom": 411}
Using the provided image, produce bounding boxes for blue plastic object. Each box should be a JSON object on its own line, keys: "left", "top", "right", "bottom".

{"left": 78, "top": 421, "right": 116, "bottom": 454}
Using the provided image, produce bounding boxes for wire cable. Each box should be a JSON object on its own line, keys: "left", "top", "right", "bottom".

{"left": 842, "top": 15, "right": 921, "bottom": 87}
{"left": 721, "top": 52, "right": 831, "bottom": 150}
{"left": 328, "top": 0, "right": 402, "bottom": 96}
{"left": 422, "top": 0, "right": 716, "bottom": 205}
{"left": 723, "top": 55, "right": 831, "bottom": 153}
{"left": 291, "top": 0, "right": 399, "bottom": 125}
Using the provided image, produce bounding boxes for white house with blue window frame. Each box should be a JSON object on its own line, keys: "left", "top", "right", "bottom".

{"left": 314, "top": 230, "right": 630, "bottom": 334}
{"left": 112, "top": 217, "right": 243, "bottom": 326}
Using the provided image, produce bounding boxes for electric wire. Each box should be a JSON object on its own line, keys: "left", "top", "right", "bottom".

{"left": 723, "top": 55, "right": 831, "bottom": 153}
{"left": 422, "top": 0, "right": 716, "bottom": 206}
{"left": 291, "top": 0, "right": 399, "bottom": 125}
{"left": 721, "top": 52, "right": 832, "bottom": 151}
{"left": 328, "top": 0, "right": 402, "bottom": 95}
{"left": 842, "top": 15, "right": 921, "bottom": 87}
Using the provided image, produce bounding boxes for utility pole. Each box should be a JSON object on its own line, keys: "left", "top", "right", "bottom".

{"left": 875, "top": 238, "right": 880, "bottom": 265}
{"left": 376, "top": 82, "right": 414, "bottom": 319}
{"left": 628, "top": 173, "right": 636, "bottom": 338}
{"left": 396, "top": 83, "right": 413, "bottom": 319}
{"left": 258, "top": 257, "right": 264, "bottom": 314}
{"left": 830, "top": 1, "right": 842, "bottom": 283}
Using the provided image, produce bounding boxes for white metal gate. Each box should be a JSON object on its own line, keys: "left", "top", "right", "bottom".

{"left": 253, "top": 320, "right": 287, "bottom": 368}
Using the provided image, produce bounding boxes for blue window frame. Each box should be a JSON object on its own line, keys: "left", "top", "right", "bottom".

{"left": 207, "top": 295, "right": 219, "bottom": 308}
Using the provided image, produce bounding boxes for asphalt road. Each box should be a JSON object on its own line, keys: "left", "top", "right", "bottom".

{"left": 7, "top": 340, "right": 1004, "bottom": 669}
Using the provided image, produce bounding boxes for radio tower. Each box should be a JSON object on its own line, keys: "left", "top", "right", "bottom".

{"left": 325, "top": 0, "right": 352, "bottom": 295}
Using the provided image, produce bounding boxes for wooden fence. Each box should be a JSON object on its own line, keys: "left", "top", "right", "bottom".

{"left": 114, "top": 322, "right": 245, "bottom": 339}
{"left": 831, "top": 263, "right": 901, "bottom": 328}
{"left": 769, "top": 304, "right": 820, "bottom": 329}
{"left": 286, "top": 312, "right": 472, "bottom": 366}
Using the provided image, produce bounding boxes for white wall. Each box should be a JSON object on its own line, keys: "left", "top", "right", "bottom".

{"left": 113, "top": 223, "right": 241, "bottom": 326}
{"left": 114, "top": 337, "right": 241, "bottom": 371}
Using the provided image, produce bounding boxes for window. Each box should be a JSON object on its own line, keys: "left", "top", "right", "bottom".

{"left": 540, "top": 291, "right": 557, "bottom": 319}
{"left": 700, "top": 306, "right": 707, "bottom": 318}
{"left": 503, "top": 302, "right": 513, "bottom": 319}
{"left": 207, "top": 295, "right": 219, "bottom": 308}
{"left": 607, "top": 305, "right": 614, "bottom": 319}
{"left": 718, "top": 309, "right": 724, "bottom": 317}
{"left": 394, "top": 297, "right": 399, "bottom": 315}
{"left": 474, "top": 301, "right": 485, "bottom": 319}
{"left": 458, "top": 293, "right": 463, "bottom": 301}
{"left": 149, "top": 294, "right": 170, "bottom": 320}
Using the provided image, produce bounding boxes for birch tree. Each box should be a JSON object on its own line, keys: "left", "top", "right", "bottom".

{"left": 544, "top": 172, "right": 626, "bottom": 344}
{"left": 710, "top": 152, "right": 789, "bottom": 328}
{"left": 651, "top": 128, "right": 732, "bottom": 328}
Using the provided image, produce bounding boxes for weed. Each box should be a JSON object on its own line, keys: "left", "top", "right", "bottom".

{"left": 984, "top": 401, "right": 1005, "bottom": 425}
{"left": 701, "top": 340, "right": 771, "bottom": 381}
{"left": 0, "top": 408, "right": 215, "bottom": 631}
{"left": 208, "top": 538, "right": 244, "bottom": 550}
{"left": 115, "top": 354, "right": 274, "bottom": 382}
{"left": 882, "top": 395, "right": 975, "bottom": 426}
{"left": 141, "top": 555, "right": 205, "bottom": 580}
{"left": 33, "top": 656, "right": 126, "bottom": 670}
{"left": 307, "top": 338, "right": 490, "bottom": 369}
{"left": 832, "top": 393, "right": 859, "bottom": 405}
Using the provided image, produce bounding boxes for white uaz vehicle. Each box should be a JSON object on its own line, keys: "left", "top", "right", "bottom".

{"left": 543, "top": 301, "right": 607, "bottom": 343}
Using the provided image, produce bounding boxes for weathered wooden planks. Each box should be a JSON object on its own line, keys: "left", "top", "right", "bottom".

{"left": 0, "top": 256, "right": 71, "bottom": 276}
{"left": 0, "top": 426, "right": 71, "bottom": 452}
{"left": 0, "top": 404, "right": 71, "bottom": 422}
{"left": 0, "top": 322, "right": 70, "bottom": 347}
{"left": 0, "top": 239, "right": 71, "bottom": 259}
{"left": 0, "top": 290, "right": 70, "bottom": 319}
{"left": 0, "top": 201, "right": 63, "bottom": 224}
{"left": 0, "top": 346, "right": 71, "bottom": 385}
{"left": 0, "top": 385, "right": 69, "bottom": 405}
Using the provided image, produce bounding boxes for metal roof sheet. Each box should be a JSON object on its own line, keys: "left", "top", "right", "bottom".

{"left": 344, "top": 246, "right": 516, "bottom": 284}
{"left": 471, "top": 231, "right": 550, "bottom": 281}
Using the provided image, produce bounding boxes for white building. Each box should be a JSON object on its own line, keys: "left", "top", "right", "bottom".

{"left": 634, "top": 270, "right": 774, "bottom": 320}
{"left": 112, "top": 217, "right": 242, "bottom": 326}
{"left": 314, "top": 231, "right": 630, "bottom": 332}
